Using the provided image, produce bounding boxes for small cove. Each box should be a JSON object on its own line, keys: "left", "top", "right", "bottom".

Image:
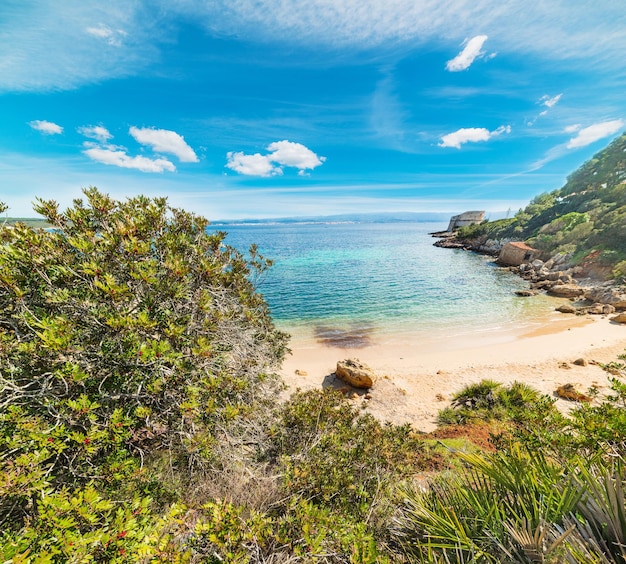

{"left": 217, "top": 221, "right": 565, "bottom": 349}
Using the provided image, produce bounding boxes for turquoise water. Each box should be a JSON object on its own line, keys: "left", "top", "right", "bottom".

{"left": 218, "top": 222, "right": 560, "bottom": 347}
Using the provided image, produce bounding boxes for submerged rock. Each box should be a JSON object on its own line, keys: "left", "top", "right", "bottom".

{"left": 335, "top": 358, "right": 375, "bottom": 389}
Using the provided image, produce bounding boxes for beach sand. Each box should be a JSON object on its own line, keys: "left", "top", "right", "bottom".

{"left": 279, "top": 314, "right": 626, "bottom": 432}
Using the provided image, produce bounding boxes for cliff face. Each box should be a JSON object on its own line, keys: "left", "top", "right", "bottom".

{"left": 452, "top": 132, "right": 626, "bottom": 280}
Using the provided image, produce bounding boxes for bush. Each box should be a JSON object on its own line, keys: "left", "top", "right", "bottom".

{"left": 266, "top": 389, "right": 438, "bottom": 520}
{"left": 0, "top": 188, "right": 288, "bottom": 548}
{"left": 437, "top": 380, "right": 560, "bottom": 429}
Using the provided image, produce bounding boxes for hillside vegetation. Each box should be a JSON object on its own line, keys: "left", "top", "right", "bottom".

{"left": 457, "top": 132, "right": 626, "bottom": 279}
{"left": 2, "top": 188, "right": 626, "bottom": 562}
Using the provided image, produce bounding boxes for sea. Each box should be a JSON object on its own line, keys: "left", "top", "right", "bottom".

{"left": 214, "top": 221, "right": 561, "bottom": 349}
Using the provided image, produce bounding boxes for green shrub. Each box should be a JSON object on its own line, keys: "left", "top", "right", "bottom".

{"left": 437, "top": 380, "right": 560, "bottom": 430}
{"left": 267, "top": 389, "right": 437, "bottom": 519}
{"left": 0, "top": 188, "right": 288, "bottom": 549}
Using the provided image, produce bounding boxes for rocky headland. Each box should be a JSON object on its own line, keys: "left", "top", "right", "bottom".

{"left": 433, "top": 230, "right": 626, "bottom": 323}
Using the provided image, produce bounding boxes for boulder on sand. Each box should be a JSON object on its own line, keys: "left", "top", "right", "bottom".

{"left": 547, "top": 284, "right": 585, "bottom": 298}
{"left": 611, "top": 312, "right": 626, "bottom": 324}
{"left": 335, "top": 358, "right": 375, "bottom": 389}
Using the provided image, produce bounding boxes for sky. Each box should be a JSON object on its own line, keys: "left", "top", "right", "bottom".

{"left": 1, "top": 1, "right": 625, "bottom": 220}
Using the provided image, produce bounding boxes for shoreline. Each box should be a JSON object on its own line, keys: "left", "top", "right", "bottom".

{"left": 279, "top": 314, "right": 626, "bottom": 432}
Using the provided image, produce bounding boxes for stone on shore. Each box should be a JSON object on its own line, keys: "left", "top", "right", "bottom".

{"left": 336, "top": 358, "right": 375, "bottom": 389}
{"left": 611, "top": 312, "right": 626, "bottom": 324}
{"left": 585, "top": 284, "right": 626, "bottom": 309}
{"left": 556, "top": 304, "right": 577, "bottom": 314}
{"left": 547, "top": 284, "right": 585, "bottom": 298}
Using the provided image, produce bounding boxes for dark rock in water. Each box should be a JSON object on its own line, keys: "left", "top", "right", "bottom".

{"left": 515, "top": 289, "right": 537, "bottom": 297}
{"left": 336, "top": 358, "right": 375, "bottom": 389}
{"left": 314, "top": 325, "right": 373, "bottom": 348}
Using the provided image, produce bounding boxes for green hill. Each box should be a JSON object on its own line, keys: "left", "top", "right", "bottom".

{"left": 457, "top": 132, "right": 626, "bottom": 279}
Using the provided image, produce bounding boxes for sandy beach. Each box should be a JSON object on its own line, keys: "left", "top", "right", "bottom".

{"left": 280, "top": 314, "right": 626, "bottom": 432}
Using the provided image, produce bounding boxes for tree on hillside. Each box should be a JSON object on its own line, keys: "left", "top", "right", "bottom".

{"left": 0, "top": 188, "right": 288, "bottom": 536}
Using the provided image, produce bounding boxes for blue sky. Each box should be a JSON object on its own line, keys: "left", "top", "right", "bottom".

{"left": 1, "top": 1, "right": 625, "bottom": 219}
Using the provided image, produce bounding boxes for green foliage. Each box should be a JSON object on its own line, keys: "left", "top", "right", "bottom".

{"left": 0, "top": 188, "right": 288, "bottom": 547}
{"left": 391, "top": 447, "right": 626, "bottom": 563}
{"left": 267, "top": 389, "right": 437, "bottom": 519}
{"left": 437, "top": 379, "right": 561, "bottom": 429}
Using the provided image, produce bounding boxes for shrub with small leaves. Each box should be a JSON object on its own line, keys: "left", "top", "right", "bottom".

{"left": 0, "top": 188, "right": 288, "bottom": 543}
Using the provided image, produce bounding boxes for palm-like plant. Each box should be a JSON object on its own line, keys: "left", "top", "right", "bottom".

{"left": 393, "top": 452, "right": 626, "bottom": 562}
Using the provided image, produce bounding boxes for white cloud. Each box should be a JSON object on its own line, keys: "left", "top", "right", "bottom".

{"left": 541, "top": 93, "right": 562, "bottom": 108}
{"left": 445, "top": 35, "right": 489, "bottom": 71}
{"left": 226, "top": 141, "right": 326, "bottom": 177}
{"left": 78, "top": 125, "right": 113, "bottom": 142}
{"left": 85, "top": 24, "right": 126, "bottom": 47}
{"left": 564, "top": 124, "right": 581, "bottom": 133}
{"left": 129, "top": 127, "right": 199, "bottom": 162}
{"left": 267, "top": 140, "right": 326, "bottom": 169}
{"left": 566, "top": 119, "right": 624, "bottom": 149}
{"left": 226, "top": 152, "right": 280, "bottom": 177}
{"left": 29, "top": 120, "right": 63, "bottom": 135}
{"left": 439, "top": 125, "right": 511, "bottom": 149}
{"left": 83, "top": 147, "right": 176, "bottom": 173}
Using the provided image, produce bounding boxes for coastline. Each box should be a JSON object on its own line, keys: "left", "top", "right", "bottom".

{"left": 279, "top": 314, "right": 626, "bottom": 432}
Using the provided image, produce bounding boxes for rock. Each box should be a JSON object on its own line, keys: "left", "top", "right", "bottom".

{"left": 515, "top": 289, "right": 537, "bottom": 297}
{"left": 585, "top": 303, "right": 613, "bottom": 315}
{"left": 611, "top": 312, "right": 626, "bottom": 324}
{"left": 585, "top": 284, "right": 626, "bottom": 309}
{"left": 335, "top": 358, "right": 375, "bottom": 389}
{"left": 556, "top": 304, "right": 577, "bottom": 314}
{"left": 573, "top": 358, "right": 588, "bottom": 366}
{"left": 295, "top": 369, "right": 308, "bottom": 376}
{"left": 555, "top": 383, "right": 592, "bottom": 402}
{"left": 531, "top": 259, "right": 544, "bottom": 270}
{"left": 547, "top": 284, "right": 585, "bottom": 298}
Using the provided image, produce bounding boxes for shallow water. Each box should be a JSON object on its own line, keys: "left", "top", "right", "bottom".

{"left": 217, "top": 222, "right": 561, "bottom": 348}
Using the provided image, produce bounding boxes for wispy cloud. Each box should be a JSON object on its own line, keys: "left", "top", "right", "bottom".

{"left": 29, "top": 120, "right": 63, "bottom": 135}
{"left": 78, "top": 125, "right": 113, "bottom": 142}
{"left": 564, "top": 124, "right": 581, "bottom": 133}
{"left": 83, "top": 147, "right": 175, "bottom": 172}
{"left": 3, "top": 2, "right": 626, "bottom": 92}
{"left": 566, "top": 119, "right": 624, "bottom": 149}
{"left": 445, "top": 35, "right": 490, "bottom": 72}
{"left": 129, "top": 127, "right": 199, "bottom": 162}
{"left": 541, "top": 93, "right": 562, "bottom": 109}
{"left": 226, "top": 140, "right": 326, "bottom": 177}
{"left": 439, "top": 125, "right": 511, "bottom": 149}
{"left": 527, "top": 93, "right": 563, "bottom": 125}
{"left": 85, "top": 24, "right": 126, "bottom": 47}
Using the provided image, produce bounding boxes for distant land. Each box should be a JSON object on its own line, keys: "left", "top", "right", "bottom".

{"left": 3, "top": 211, "right": 510, "bottom": 227}
{"left": 211, "top": 211, "right": 507, "bottom": 226}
